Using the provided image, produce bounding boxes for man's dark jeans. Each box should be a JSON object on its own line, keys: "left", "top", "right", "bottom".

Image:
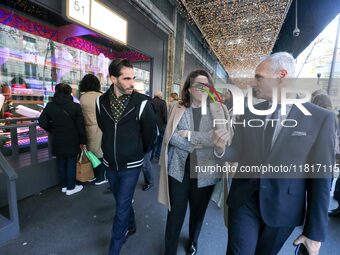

{"left": 106, "top": 167, "right": 141, "bottom": 255}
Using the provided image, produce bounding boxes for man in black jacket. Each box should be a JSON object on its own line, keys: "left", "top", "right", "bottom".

{"left": 96, "top": 59, "right": 157, "bottom": 255}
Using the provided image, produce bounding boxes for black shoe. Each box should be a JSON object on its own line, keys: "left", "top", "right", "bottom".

{"left": 329, "top": 207, "right": 340, "bottom": 217}
{"left": 128, "top": 226, "right": 136, "bottom": 235}
{"left": 142, "top": 183, "right": 153, "bottom": 191}
{"left": 186, "top": 242, "right": 197, "bottom": 255}
{"left": 123, "top": 226, "right": 137, "bottom": 243}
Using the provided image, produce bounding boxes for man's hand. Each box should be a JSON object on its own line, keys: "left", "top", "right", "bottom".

{"left": 213, "top": 129, "right": 228, "bottom": 154}
{"left": 178, "top": 130, "right": 189, "bottom": 138}
{"left": 294, "top": 235, "right": 321, "bottom": 255}
{"left": 80, "top": 144, "right": 87, "bottom": 151}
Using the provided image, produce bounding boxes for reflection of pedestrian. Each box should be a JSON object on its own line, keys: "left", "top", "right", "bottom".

{"left": 1, "top": 82, "right": 13, "bottom": 118}
{"left": 152, "top": 91, "right": 167, "bottom": 161}
{"left": 96, "top": 59, "right": 157, "bottom": 255}
{"left": 39, "top": 83, "right": 86, "bottom": 195}
{"left": 79, "top": 74, "right": 108, "bottom": 185}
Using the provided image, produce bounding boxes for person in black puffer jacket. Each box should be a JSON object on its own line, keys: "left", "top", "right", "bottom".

{"left": 39, "top": 83, "right": 86, "bottom": 196}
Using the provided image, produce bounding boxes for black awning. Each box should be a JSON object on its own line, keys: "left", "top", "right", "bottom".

{"left": 272, "top": 0, "right": 340, "bottom": 58}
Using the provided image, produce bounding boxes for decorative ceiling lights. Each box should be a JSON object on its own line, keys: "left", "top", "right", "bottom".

{"left": 177, "top": 0, "right": 292, "bottom": 77}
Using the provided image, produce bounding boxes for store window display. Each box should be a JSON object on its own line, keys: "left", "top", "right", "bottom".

{"left": 0, "top": 7, "right": 152, "bottom": 155}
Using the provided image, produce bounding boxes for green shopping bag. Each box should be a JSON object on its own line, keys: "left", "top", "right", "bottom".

{"left": 84, "top": 150, "right": 101, "bottom": 168}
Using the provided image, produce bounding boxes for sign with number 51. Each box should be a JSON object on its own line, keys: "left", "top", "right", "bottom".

{"left": 64, "top": 0, "right": 127, "bottom": 45}
{"left": 66, "top": 0, "right": 90, "bottom": 26}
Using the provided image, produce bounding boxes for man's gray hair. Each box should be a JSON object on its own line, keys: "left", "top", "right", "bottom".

{"left": 261, "top": 52, "right": 296, "bottom": 77}
{"left": 154, "top": 90, "right": 163, "bottom": 98}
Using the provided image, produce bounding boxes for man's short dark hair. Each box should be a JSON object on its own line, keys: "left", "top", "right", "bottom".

{"left": 55, "top": 83, "right": 72, "bottom": 95}
{"left": 79, "top": 74, "right": 101, "bottom": 93}
{"left": 108, "top": 58, "right": 133, "bottom": 78}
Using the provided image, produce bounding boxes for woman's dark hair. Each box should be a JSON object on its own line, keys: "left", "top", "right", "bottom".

{"left": 109, "top": 58, "right": 133, "bottom": 77}
{"left": 180, "top": 69, "right": 214, "bottom": 108}
{"left": 54, "top": 83, "right": 72, "bottom": 96}
{"left": 79, "top": 74, "right": 101, "bottom": 92}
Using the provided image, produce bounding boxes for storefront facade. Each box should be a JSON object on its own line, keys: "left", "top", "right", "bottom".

{"left": 0, "top": 0, "right": 228, "bottom": 206}
{"left": 0, "top": 0, "right": 169, "bottom": 206}
{"left": 0, "top": 0, "right": 168, "bottom": 106}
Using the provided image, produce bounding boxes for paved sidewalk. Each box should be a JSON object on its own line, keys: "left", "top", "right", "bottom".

{"left": 1, "top": 162, "right": 339, "bottom": 255}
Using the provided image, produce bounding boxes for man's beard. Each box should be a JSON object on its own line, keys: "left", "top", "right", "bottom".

{"left": 252, "top": 87, "right": 260, "bottom": 98}
{"left": 116, "top": 83, "right": 133, "bottom": 94}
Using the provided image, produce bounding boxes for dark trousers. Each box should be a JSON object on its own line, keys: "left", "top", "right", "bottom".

{"left": 142, "top": 150, "right": 154, "bottom": 184}
{"left": 106, "top": 167, "right": 141, "bottom": 255}
{"left": 164, "top": 169, "right": 214, "bottom": 255}
{"left": 227, "top": 191, "right": 295, "bottom": 255}
{"left": 94, "top": 160, "right": 106, "bottom": 182}
{"left": 152, "top": 132, "right": 164, "bottom": 159}
{"left": 334, "top": 178, "right": 340, "bottom": 203}
{"left": 56, "top": 156, "right": 77, "bottom": 190}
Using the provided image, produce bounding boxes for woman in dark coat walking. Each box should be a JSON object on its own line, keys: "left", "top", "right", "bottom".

{"left": 39, "top": 83, "right": 86, "bottom": 195}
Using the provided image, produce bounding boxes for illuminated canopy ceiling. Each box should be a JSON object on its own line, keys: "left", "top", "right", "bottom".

{"left": 176, "top": 0, "right": 293, "bottom": 77}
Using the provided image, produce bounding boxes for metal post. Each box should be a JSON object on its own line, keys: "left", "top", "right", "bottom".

{"left": 0, "top": 152, "right": 19, "bottom": 245}
{"left": 327, "top": 15, "right": 340, "bottom": 94}
{"left": 48, "top": 133, "right": 53, "bottom": 158}
{"left": 7, "top": 180, "right": 19, "bottom": 231}
{"left": 29, "top": 124, "right": 38, "bottom": 164}
{"left": 10, "top": 128, "right": 19, "bottom": 157}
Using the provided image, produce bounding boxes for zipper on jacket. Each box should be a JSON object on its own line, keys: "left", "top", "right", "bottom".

{"left": 114, "top": 122, "right": 119, "bottom": 170}
{"left": 102, "top": 104, "right": 115, "bottom": 122}
{"left": 113, "top": 107, "right": 135, "bottom": 171}
{"left": 119, "top": 107, "right": 135, "bottom": 121}
{"left": 101, "top": 104, "right": 119, "bottom": 170}
{"left": 101, "top": 104, "right": 135, "bottom": 123}
{"left": 101, "top": 103, "right": 135, "bottom": 171}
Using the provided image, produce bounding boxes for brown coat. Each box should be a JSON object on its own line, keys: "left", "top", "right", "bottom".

{"left": 80, "top": 91, "right": 103, "bottom": 158}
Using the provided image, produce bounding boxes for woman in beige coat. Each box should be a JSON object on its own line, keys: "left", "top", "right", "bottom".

{"left": 79, "top": 74, "right": 107, "bottom": 185}
{"left": 159, "top": 70, "right": 232, "bottom": 255}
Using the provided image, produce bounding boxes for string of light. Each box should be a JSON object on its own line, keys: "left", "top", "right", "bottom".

{"left": 176, "top": 0, "right": 292, "bottom": 77}
{"left": 10, "top": 0, "right": 43, "bottom": 16}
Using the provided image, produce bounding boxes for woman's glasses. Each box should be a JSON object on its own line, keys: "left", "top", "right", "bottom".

{"left": 191, "top": 82, "right": 209, "bottom": 91}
